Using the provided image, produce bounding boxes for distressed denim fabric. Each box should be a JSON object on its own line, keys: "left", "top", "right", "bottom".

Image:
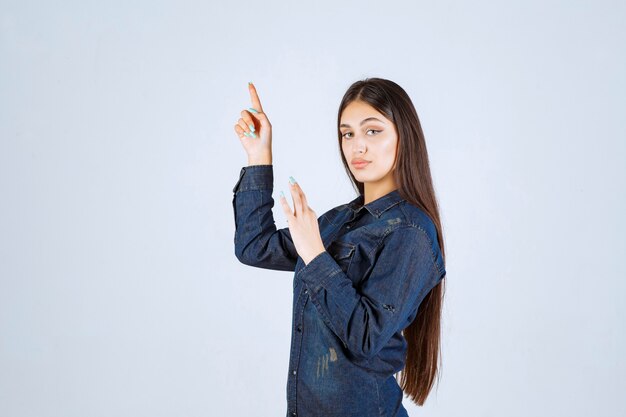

{"left": 232, "top": 165, "right": 446, "bottom": 417}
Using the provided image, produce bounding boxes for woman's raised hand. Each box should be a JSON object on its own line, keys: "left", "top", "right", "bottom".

{"left": 278, "top": 178, "right": 326, "bottom": 265}
{"left": 234, "top": 82, "right": 273, "bottom": 165}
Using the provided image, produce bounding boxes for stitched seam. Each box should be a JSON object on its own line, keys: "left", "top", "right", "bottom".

{"left": 256, "top": 189, "right": 262, "bottom": 237}
{"left": 415, "top": 224, "right": 442, "bottom": 277}
{"left": 378, "top": 199, "right": 404, "bottom": 217}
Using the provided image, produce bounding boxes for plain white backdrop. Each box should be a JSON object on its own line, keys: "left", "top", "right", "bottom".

{"left": 1, "top": 1, "right": 625, "bottom": 416}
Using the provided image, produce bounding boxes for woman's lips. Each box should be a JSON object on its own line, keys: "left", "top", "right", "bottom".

{"left": 352, "top": 161, "right": 370, "bottom": 169}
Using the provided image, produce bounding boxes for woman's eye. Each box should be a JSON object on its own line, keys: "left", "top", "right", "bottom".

{"left": 342, "top": 129, "right": 380, "bottom": 139}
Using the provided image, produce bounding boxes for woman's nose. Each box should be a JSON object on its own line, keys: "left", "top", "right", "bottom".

{"left": 353, "top": 134, "right": 367, "bottom": 153}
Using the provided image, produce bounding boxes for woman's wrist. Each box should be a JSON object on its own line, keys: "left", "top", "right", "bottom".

{"left": 248, "top": 153, "right": 272, "bottom": 166}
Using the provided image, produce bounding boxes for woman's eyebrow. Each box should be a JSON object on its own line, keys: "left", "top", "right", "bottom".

{"left": 340, "top": 117, "right": 386, "bottom": 128}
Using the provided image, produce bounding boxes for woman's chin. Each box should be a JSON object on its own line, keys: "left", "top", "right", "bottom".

{"left": 353, "top": 174, "right": 372, "bottom": 183}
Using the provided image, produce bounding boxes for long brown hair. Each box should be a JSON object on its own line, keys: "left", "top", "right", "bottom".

{"left": 336, "top": 77, "right": 446, "bottom": 406}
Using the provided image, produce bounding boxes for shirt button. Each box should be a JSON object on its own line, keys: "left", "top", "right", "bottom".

{"left": 292, "top": 412, "right": 297, "bottom": 416}
{"left": 296, "top": 325, "right": 302, "bottom": 332}
{"left": 304, "top": 288, "right": 308, "bottom": 294}
{"left": 292, "top": 370, "right": 297, "bottom": 375}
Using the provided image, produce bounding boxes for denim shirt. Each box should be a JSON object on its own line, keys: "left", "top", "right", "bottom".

{"left": 232, "top": 165, "right": 446, "bottom": 417}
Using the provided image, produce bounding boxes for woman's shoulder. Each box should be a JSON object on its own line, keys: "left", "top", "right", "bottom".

{"left": 393, "top": 202, "right": 445, "bottom": 276}
{"left": 382, "top": 202, "right": 442, "bottom": 256}
{"left": 394, "top": 201, "right": 437, "bottom": 237}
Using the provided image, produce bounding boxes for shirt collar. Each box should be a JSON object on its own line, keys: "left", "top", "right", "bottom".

{"left": 346, "top": 189, "right": 404, "bottom": 218}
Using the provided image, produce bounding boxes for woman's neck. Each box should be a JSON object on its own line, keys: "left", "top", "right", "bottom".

{"left": 363, "top": 178, "right": 398, "bottom": 205}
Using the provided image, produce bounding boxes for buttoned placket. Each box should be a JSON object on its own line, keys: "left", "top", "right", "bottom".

{"left": 287, "top": 286, "right": 309, "bottom": 417}
{"left": 286, "top": 215, "right": 351, "bottom": 417}
{"left": 345, "top": 206, "right": 367, "bottom": 230}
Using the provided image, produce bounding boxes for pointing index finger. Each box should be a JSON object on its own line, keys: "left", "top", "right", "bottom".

{"left": 248, "top": 82, "right": 264, "bottom": 113}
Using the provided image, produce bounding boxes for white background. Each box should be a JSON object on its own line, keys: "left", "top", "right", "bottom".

{"left": 1, "top": 1, "right": 625, "bottom": 416}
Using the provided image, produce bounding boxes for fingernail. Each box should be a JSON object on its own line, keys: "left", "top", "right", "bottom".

{"left": 250, "top": 131, "right": 257, "bottom": 138}
{"left": 248, "top": 81, "right": 253, "bottom": 85}
{"left": 280, "top": 190, "right": 284, "bottom": 199}
{"left": 243, "top": 131, "right": 250, "bottom": 137}
{"left": 289, "top": 176, "right": 296, "bottom": 185}
{"left": 249, "top": 107, "right": 259, "bottom": 114}
{"left": 249, "top": 124, "right": 255, "bottom": 132}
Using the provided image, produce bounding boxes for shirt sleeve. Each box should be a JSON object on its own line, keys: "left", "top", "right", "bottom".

{"left": 297, "top": 225, "right": 444, "bottom": 359}
{"left": 232, "top": 164, "right": 298, "bottom": 271}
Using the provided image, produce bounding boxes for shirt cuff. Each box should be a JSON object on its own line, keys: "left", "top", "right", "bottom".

{"left": 297, "top": 251, "right": 345, "bottom": 293}
{"left": 232, "top": 164, "right": 273, "bottom": 193}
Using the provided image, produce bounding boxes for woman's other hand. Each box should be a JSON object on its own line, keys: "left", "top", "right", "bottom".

{"left": 234, "top": 82, "right": 273, "bottom": 165}
{"left": 279, "top": 177, "right": 326, "bottom": 265}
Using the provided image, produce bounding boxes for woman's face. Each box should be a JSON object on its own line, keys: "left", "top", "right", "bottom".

{"left": 339, "top": 100, "right": 399, "bottom": 188}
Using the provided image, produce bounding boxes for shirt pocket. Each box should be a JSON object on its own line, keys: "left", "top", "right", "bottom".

{"left": 326, "top": 240, "right": 356, "bottom": 276}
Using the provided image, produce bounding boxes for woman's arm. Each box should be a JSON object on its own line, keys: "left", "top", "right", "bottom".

{"left": 232, "top": 83, "right": 303, "bottom": 271}
{"left": 232, "top": 164, "right": 299, "bottom": 271}
{"left": 297, "top": 225, "right": 446, "bottom": 359}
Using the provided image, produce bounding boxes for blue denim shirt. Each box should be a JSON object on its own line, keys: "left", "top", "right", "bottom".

{"left": 232, "top": 165, "right": 446, "bottom": 417}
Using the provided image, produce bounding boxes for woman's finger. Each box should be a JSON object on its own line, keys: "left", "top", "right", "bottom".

{"left": 295, "top": 182, "right": 309, "bottom": 210}
{"left": 248, "top": 82, "right": 264, "bottom": 113}
{"left": 278, "top": 191, "right": 292, "bottom": 218}
{"left": 234, "top": 124, "right": 247, "bottom": 139}
{"left": 236, "top": 118, "right": 254, "bottom": 137}
{"left": 240, "top": 109, "right": 257, "bottom": 136}
{"left": 289, "top": 180, "right": 303, "bottom": 216}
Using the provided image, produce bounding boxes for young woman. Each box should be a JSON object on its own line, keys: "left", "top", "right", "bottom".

{"left": 232, "top": 77, "right": 446, "bottom": 417}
